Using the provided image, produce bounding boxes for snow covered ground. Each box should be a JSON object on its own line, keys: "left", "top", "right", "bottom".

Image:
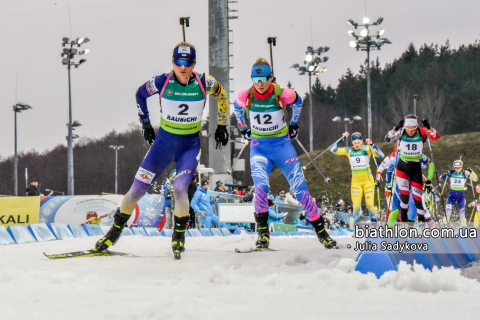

{"left": 1, "top": 234, "right": 480, "bottom": 320}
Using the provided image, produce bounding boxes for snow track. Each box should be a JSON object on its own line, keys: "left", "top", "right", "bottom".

{"left": 1, "top": 234, "right": 480, "bottom": 320}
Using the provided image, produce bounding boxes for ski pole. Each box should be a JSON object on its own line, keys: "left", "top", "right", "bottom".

{"left": 229, "top": 140, "right": 249, "bottom": 174}
{"left": 304, "top": 133, "right": 349, "bottom": 169}
{"left": 179, "top": 17, "right": 190, "bottom": 42}
{"left": 369, "top": 143, "right": 382, "bottom": 212}
{"left": 468, "top": 202, "right": 477, "bottom": 224}
{"left": 294, "top": 138, "right": 331, "bottom": 183}
{"left": 267, "top": 37, "right": 276, "bottom": 77}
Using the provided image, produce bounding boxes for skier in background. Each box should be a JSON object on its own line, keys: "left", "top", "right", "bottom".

{"left": 234, "top": 58, "right": 336, "bottom": 249}
{"left": 330, "top": 132, "right": 384, "bottom": 225}
{"left": 95, "top": 42, "right": 229, "bottom": 258}
{"left": 376, "top": 145, "right": 398, "bottom": 209}
{"left": 440, "top": 160, "right": 478, "bottom": 227}
{"left": 385, "top": 115, "right": 439, "bottom": 223}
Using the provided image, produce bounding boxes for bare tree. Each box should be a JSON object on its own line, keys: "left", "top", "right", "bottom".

{"left": 420, "top": 84, "right": 447, "bottom": 132}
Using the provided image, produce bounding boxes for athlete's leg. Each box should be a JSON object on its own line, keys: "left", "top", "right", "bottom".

{"left": 173, "top": 137, "right": 200, "bottom": 218}
{"left": 445, "top": 191, "right": 455, "bottom": 222}
{"left": 351, "top": 176, "right": 364, "bottom": 222}
{"left": 407, "top": 192, "right": 417, "bottom": 220}
{"left": 363, "top": 173, "right": 377, "bottom": 221}
{"left": 387, "top": 186, "right": 401, "bottom": 227}
{"left": 396, "top": 160, "right": 412, "bottom": 222}
{"left": 121, "top": 130, "right": 175, "bottom": 215}
{"left": 409, "top": 164, "right": 425, "bottom": 222}
{"left": 250, "top": 140, "right": 274, "bottom": 248}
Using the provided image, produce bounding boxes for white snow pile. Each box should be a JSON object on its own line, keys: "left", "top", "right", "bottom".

{"left": 1, "top": 234, "right": 480, "bottom": 320}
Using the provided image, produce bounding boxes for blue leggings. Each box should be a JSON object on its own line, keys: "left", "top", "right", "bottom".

{"left": 391, "top": 186, "right": 417, "bottom": 220}
{"left": 250, "top": 135, "right": 321, "bottom": 222}
{"left": 446, "top": 190, "right": 466, "bottom": 218}
{"left": 120, "top": 128, "right": 200, "bottom": 218}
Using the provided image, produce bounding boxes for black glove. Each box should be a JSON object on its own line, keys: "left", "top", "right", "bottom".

{"left": 424, "top": 180, "right": 432, "bottom": 192}
{"left": 422, "top": 119, "right": 431, "bottom": 129}
{"left": 374, "top": 181, "right": 380, "bottom": 188}
{"left": 385, "top": 184, "right": 392, "bottom": 193}
{"left": 289, "top": 124, "right": 299, "bottom": 140}
{"left": 215, "top": 125, "right": 229, "bottom": 149}
{"left": 394, "top": 119, "right": 404, "bottom": 131}
{"left": 142, "top": 122, "right": 155, "bottom": 145}
{"left": 240, "top": 128, "right": 251, "bottom": 141}
{"left": 466, "top": 167, "right": 473, "bottom": 174}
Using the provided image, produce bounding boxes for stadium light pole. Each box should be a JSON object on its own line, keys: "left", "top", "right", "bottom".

{"left": 13, "top": 102, "right": 32, "bottom": 196}
{"left": 109, "top": 145, "right": 124, "bottom": 194}
{"left": 61, "top": 37, "right": 90, "bottom": 195}
{"left": 291, "top": 46, "right": 329, "bottom": 152}
{"left": 332, "top": 115, "right": 362, "bottom": 147}
{"left": 347, "top": 17, "right": 391, "bottom": 139}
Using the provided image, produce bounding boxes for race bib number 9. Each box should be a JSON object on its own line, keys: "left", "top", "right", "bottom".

{"left": 349, "top": 155, "right": 369, "bottom": 169}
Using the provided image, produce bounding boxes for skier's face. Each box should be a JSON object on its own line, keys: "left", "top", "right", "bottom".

{"left": 405, "top": 126, "right": 417, "bottom": 136}
{"left": 352, "top": 140, "right": 363, "bottom": 149}
{"left": 252, "top": 76, "right": 273, "bottom": 94}
{"left": 173, "top": 59, "right": 195, "bottom": 84}
{"left": 455, "top": 167, "right": 462, "bottom": 173}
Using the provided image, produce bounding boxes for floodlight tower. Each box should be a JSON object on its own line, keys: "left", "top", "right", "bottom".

{"left": 60, "top": 37, "right": 89, "bottom": 195}
{"left": 347, "top": 17, "right": 391, "bottom": 139}
{"left": 291, "top": 46, "right": 329, "bottom": 152}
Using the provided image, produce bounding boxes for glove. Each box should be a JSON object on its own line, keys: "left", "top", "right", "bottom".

{"left": 394, "top": 119, "right": 404, "bottom": 131}
{"left": 289, "top": 124, "right": 299, "bottom": 140}
{"left": 374, "top": 181, "right": 379, "bottom": 188}
{"left": 424, "top": 180, "right": 432, "bottom": 192}
{"left": 240, "top": 128, "right": 251, "bottom": 141}
{"left": 422, "top": 119, "right": 431, "bottom": 129}
{"left": 365, "top": 138, "right": 373, "bottom": 145}
{"left": 215, "top": 125, "right": 229, "bottom": 149}
{"left": 342, "top": 132, "right": 349, "bottom": 141}
{"left": 142, "top": 122, "right": 155, "bottom": 145}
{"left": 466, "top": 167, "right": 473, "bottom": 174}
{"left": 385, "top": 184, "right": 392, "bottom": 193}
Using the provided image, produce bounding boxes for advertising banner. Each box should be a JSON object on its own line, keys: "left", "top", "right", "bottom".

{"left": 0, "top": 197, "right": 40, "bottom": 227}
{"left": 39, "top": 194, "right": 166, "bottom": 230}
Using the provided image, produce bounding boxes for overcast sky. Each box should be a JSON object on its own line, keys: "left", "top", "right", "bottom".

{"left": 1, "top": 0, "right": 479, "bottom": 158}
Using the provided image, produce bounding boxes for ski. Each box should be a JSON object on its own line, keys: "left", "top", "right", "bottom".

{"left": 235, "top": 248, "right": 277, "bottom": 253}
{"left": 43, "top": 249, "right": 134, "bottom": 259}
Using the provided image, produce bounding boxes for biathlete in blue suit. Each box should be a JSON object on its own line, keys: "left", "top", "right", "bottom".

{"left": 96, "top": 42, "right": 229, "bottom": 258}
{"left": 234, "top": 58, "right": 336, "bottom": 249}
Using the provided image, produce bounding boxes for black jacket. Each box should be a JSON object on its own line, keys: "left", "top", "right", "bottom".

{"left": 26, "top": 185, "right": 40, "bottom": 196}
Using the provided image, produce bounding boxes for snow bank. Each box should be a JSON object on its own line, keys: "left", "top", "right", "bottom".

{"left": 1, "top": 235, "right": 479, "bottom": 320}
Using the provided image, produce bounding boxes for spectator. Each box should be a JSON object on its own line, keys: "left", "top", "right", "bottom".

{"left": 268, "top": 199, "right": 285, "bottom": 224}
{"left": 243, "top": 186, "right": 255, "bottom": 202}
{"left": 191, "top": 179, "right": 223, "bottom": 228}
{"left": 268, "top": 194, "right": 274, "bottom": 200}
{"left": 274, "top": 191, "right": 285, "bottom": 202}
{"left": 187, "top": 174, "right": 198, "bottom": 228}
{"left": 236, "top": 187, "right": 245, "bottom": 196}
{"left": 214, "top": 180, "right": 225, "bottom": 192}
{"left": 336, "top": 199, "right": 347, "bottom": 212}
{"left": 284, "top": 192, "right": 300, "bottom": 206}
{"left": 293, "top": 213, "right": 306, "bottom": 227}
{"left": 26, "top": 178, "right": 41, "bottom": 196}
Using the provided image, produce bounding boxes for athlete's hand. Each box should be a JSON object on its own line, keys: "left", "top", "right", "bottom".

{"left": 365, "top": 138, "right": 373, "bottom": 145}
{"left": 424, "top": 180, "right": 432, "bottom": 192}
{"left": 342, "top": 132, "right": 349, "bottom": 141}
{"left": 142, "top": 122, "right": 156, "bottom": 145}
{"left": 394, "top": 119, "right": 405, "bottom": 131}
{"left": 289, "top": 124, "right": 299, "bottom": 140}
{"left": 240, "top": 128, "right": 251, "bottom": 141}
{"left": 374, "top": 181, "right": 380, "bottom": 188}
{"left": 422, "top": 119, "right": 431, "bottom": 129}
{"left": 466, "top": 167, "right": 473, "bottom": 174}
{"left": 215, "top": 125, "right": 229, "bottom": 149}
{"left": 385, "top": 184, "right": 392, "bottom": 193}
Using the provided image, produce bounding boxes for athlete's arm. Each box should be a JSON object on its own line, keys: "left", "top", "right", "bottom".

{"left": 135, "top": 74, "right": 168, "bottom": 123}
{"left": 376, "top": 157, "right": 390, "bottom": 181}
{"left": 366, "top": 144, "right": 384, "bottom": 158}
{"left": 205, "top": 74, "right": 228, "bottom": 125}
{"left": 234, "top": 89, "right": 249, "bottom": 131}
{"left": 386, "top": 160, "right": 395, "bottom": 185}
{"left": 330, "top": 140, "right": 349, "bottom": 156}
{"left": 420, "top": 127, "right": 440, "bottom": 141}
{"left": 280, "top": 88, "right": 302, "bottom": 125}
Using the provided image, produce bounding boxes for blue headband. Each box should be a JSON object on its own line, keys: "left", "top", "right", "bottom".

{"left": 251, "top": 65, "right": 272, "bottom": 78}
{"left": 173, "top": 45, "right": 196, "bottom": 62}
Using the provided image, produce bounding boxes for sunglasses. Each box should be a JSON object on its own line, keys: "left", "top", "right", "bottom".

{"left": 252, "top": 76, "right": 270, "bottom": 83}
{"left": 174, "top": 59, "right": 194, "bottom": 68}
{"left": 351, "top": 135, "right": 362, "bottom": 141}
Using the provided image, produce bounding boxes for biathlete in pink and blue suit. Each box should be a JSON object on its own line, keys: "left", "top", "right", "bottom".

{"left": 234, "top": 58, "right": 336, "bottom": 249}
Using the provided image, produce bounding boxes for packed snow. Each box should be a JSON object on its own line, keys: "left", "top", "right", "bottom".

{"left": 1, "top": 234, "right": 480, "bottom": 320}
